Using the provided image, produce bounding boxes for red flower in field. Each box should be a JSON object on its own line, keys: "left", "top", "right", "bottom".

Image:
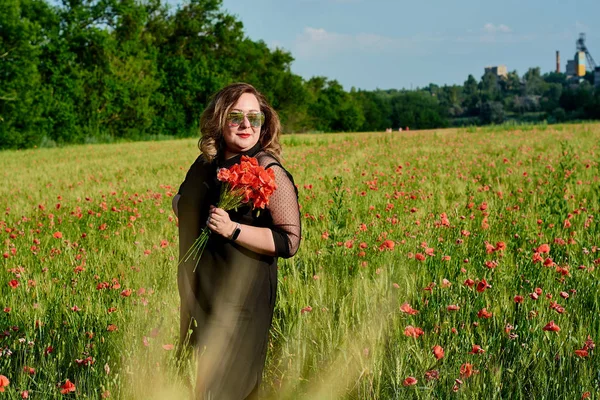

{"left": 469, "top": 344, "right": 485, "bottom": 354}
{"left": 463, "top": 278, "right": 475, "bottom": 288}
{"left": 120, "top": 289, "right": 132, "bottom": 297}
{"left": 582, "top": 392, "right": 591, "bottom": 399}
{"left": 530, "top": 292, "right": 539, "bottom": 300}
{"left": 432, "top": 345, "right": 444, "bottom": 360}
{"left": 542, "top": 321, "right": 560, "bottom": 332}
{"left": 495, "top": 241, "right": 506, "bottom": 251}
{"left": 574, "top": 349, "right": 589, "bottom": 358}
{"left": 485, "top": 242, "right": 495, "bottom": 254}
{"left": 477, "top": 308, "right": 492, "bottom": 319}
{"left": 44, "top": 346, "right": 54, "bottom": 355}
{"left": 8, "top": 279, "right": 19, "bottom": 288}
{"left": 514, "top": 295, "right": 524, "bottom": 303}
{"left": 53, "top": 231, "right": 63, "bottom": 239}
{"left": 301, "top": 306, "right": 312, "bottom": 314}
{"left": 560, "top": 291, "right": 569, "bottom": 299}
{"left": 532, "top": 252, "right": 543, "bottom": 263}
{"left": 379, "top": 240, "right": 395, "bottom": 251}
{"left": 59, "top": 379, "right": 76, "bottom": 394}
{"left": 543, "top": 257, "right": 555, "bottom": 267}
{"left": 23, "top": 366, "right": 35, "bottom": 375}
{"left": 404, "top": 325, "right": 424, "bottom": 338}
{"left": 75, "top": 356, "right": 94, "bottom": 366}
{"left": 107, "top": 324, "right": 118, "bottom": 332}
{"left": 414, "top": 253, "right": 425, "bottom": 261}
{"left": 441, "top": 279, "right": 452, "bottom": 288}
{"left": 402, "top": 376, "right": 417, "bottom": 386}
{"left": 399, "top": 302, "right": 419, "bottom": 315}
{"left": 476, "top": 279, "right": 491, "bottom": 293}
{"left": 0, "top": 375, "right": 9, "bottom": 392}
{"left": 537, "top": 243, "right": 550, "bottom": 254}
{"left": 425, "top": 247, "right": 435, "bottom": 256}
{"left": 21, "top": 390, "right": 29, "bottom": 399}
{"left": 446, "top": 304, "right": 460, "bottom": 312}
{"left": 162, "top": 344, "right": 174, "bottom": 351}
{"left": 424, "top": 369, "right": 440, "bottom": 381}
{"left": 460, "top": 363, "right": 478, "bottom": 378}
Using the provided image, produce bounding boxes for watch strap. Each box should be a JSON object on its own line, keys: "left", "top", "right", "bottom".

{"left": 230, "top": 223, "right": 241, "bottom": 241}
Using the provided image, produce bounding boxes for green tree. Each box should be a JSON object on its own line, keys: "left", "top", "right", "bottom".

{"left": 0, "top": 0, "right": 53, "bottom": 148}
{"left": 463, "top": 74, "right": 480, "bottom": 116}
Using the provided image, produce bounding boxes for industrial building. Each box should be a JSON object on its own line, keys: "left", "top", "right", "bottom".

{"left": 562, "top": 33, "right": 599, "bottom": 87}
{"left": 484, "top": 65, "right": 508, "bottom": 78}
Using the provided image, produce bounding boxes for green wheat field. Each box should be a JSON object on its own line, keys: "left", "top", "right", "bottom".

{"left": 1, "top": 123, "right": 600, "bottom": 399}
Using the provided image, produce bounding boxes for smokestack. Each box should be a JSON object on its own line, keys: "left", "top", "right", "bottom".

{"left": 556, "top": 50, "right": 560, "bottom": 73}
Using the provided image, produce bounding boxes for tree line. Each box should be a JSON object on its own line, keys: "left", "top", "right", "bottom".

{"left": 2, "top": 0, "right": 600, "bottom": 149}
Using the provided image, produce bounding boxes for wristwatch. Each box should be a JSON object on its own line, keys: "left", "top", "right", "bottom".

{"left": 230, "top": 223, "right": 241, "bottom": 241}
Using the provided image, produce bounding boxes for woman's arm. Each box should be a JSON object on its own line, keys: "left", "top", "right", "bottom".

{"left": 207, "top": 206, "right": 276, "bottom": 256}
{"left": 206, "top": 161, "right": 301, "bottom": 257}
{"left": 172, "top": 194, "right": 181, "bottom": 218}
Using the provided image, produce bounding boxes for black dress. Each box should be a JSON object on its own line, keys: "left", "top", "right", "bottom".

{"left": 176, "top": 142, "right": 301, "bottom": 400}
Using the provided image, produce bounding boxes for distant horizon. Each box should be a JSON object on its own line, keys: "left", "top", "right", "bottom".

{"left": 214, "top": 0, "right": 599, "bottom": 91}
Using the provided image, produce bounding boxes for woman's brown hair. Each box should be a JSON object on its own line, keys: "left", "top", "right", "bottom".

{"left": 198, "top": 83, "right": 282, "bottom": 163}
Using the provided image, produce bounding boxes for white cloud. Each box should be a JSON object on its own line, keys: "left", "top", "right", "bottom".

{"left": 483, "top": 23, "right": 512, "bottom": 34}
{"left": 294, "top": 27, "right": 415, "bottom": 58}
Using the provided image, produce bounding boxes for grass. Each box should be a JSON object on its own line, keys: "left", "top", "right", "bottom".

{"left": 0, "top": 123, "right": 599, "bottom": 399}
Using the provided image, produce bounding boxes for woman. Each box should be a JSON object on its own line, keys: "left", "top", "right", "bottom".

{"left": 172, "top": 83, "right": 301, "bottom": 399}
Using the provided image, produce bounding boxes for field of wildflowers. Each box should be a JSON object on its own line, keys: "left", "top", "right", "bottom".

{"left": 1, "top": 123, "right": 599, "bottom": 399}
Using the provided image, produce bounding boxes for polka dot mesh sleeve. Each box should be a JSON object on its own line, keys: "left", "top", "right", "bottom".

{"left": 257, "top": 153, "right": 301, "bottom": 258}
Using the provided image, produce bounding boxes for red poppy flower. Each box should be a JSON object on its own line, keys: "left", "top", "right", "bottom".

{"left": 447, "top": 304, "right": 460, "bottom": 312}
{"left": 404, "top": 325, "right": 424, "bottom": 338}
{"left": 399, "top": 302, "right": 419, "bottom": 315}
{"left": 469, "top": 344, "right": 485, "bottom": 354}
{"left": 542, "top": 321, "right": 560, "bottom": 332}
{"left": 537, "top": 243, "right": 550, "bottom": 253}
{"left": 513, "top": 295, "right": 524, "bottom": 303}
{"left": 432, "top": 345, "right": 444, "bottom": 360}
{"left": 460, "top": 363, "right": 478, "bottom": 378}
{"left": 402, "top": 376, "right": 417, "bottom": 386}
{"left": 477, "top": 308, "right": 493, "bottom": 318}
{"left": 59, "top": 379, "right": 76, "bottom": 394}
{"left": 476, "top": 279, "right": 491, "bottom": 293}
{"left": 379, "top": 240, "right": 395, "bottom": 251}
{"left": 574, "top": 349, "right": 589, "bottom": 358}
{"left": 0, "top": 375, "right": 9, "bottom": 392}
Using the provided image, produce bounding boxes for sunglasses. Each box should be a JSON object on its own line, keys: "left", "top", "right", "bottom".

{"left": 226, "top": 111, "right": 265, "bottom": 128}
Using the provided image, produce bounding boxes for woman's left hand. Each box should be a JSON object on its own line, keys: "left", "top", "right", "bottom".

{"left": 207, "top": 205, "right": 235, "bottom": 238}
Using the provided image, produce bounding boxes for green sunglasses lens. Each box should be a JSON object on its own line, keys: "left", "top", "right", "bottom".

{"left": 227, "top": 112, "right": 264, "bottom": 127}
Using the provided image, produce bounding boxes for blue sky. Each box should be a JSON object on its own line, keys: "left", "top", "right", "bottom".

{"left": 208, "top": 0, "right": 600, "bottom": 91}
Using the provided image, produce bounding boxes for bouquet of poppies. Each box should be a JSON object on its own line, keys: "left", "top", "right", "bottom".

{"left": 181, "top": 156, "right": 277, "bottom": 271}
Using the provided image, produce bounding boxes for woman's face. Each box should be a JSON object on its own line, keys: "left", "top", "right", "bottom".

{"left": 222, "top": 93, "right": 262, "bottom": 155}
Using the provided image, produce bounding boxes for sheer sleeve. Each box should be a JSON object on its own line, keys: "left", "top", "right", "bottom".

{"left": 258, "top": 154, "right": 301, "bottom": 259}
